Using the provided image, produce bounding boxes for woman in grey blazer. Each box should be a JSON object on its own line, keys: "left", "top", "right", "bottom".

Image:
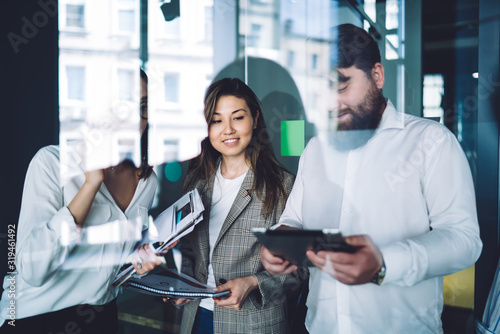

{"left": 171, "top": 78, "right": 303, "bottom": 333}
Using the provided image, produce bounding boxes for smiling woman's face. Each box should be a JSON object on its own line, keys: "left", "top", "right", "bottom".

{"left": 208, "top": 95, "right": 259, "bottom": 162}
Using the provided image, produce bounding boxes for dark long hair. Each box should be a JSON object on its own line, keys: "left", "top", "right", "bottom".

{"left": 184, "top": 78, "right": 290, "bottom": 218}
{"left": 138, "top": 68, "right": 153, "bottom": 179}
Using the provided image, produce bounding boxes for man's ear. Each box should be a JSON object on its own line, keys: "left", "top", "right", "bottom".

{"left": 372, "top": 63, "right": 385, "bottom": 89}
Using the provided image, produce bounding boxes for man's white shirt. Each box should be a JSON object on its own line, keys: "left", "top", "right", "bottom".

{"left": 277, "top": 101, "right": 482, "bottom": 333}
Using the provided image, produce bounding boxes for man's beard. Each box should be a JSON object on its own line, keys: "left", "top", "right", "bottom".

{"left": 330, "top": 82, "right": 386, "bottom": 151}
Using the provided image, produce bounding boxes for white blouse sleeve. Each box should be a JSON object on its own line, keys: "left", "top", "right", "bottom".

{"left": 15, "top": 147, "right": 80, "bottom": 287}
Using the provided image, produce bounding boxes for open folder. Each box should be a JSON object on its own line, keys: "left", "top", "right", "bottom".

{"left": 125, "top": 268, "right": 231, "bottom": 299}
{"left": 113, "top": 189, "right": 205, "bottom": 288}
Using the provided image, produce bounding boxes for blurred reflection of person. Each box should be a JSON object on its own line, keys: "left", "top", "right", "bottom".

{"left": 260, "top": 24, "right": 482, "bottom": 333}
{"left": 168, "top": 78, "right": 304, "bottom": 334}
{"left": 0, "top": 69, "right": 173, "bottom": 333}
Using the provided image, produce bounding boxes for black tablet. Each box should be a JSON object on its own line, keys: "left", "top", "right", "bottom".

{"left": 252, "top": 228, "right": 358, "bottom": 267}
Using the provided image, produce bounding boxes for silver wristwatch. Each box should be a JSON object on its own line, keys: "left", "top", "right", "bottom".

{"left": 371, "top": 261, "right": 386, "bottom": 285}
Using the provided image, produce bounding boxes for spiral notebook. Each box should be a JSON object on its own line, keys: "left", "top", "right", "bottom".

{"left": 125, "top": 268, "right": 231, "bottom": 299}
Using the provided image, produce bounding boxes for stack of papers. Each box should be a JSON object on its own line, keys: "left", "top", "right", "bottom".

{"left": 113, "top": 189, "right": 204, "bottom": 287}
{"left": 125, "top": 268, "right": 231, "bottom": 299}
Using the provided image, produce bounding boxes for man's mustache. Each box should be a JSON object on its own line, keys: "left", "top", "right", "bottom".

{"left": 329, "top": 108, "right": 356, "bottom": 119}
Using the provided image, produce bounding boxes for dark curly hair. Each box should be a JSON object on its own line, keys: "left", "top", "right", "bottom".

{"left": 334, "top": 23, "right": 381, "bottom": 78}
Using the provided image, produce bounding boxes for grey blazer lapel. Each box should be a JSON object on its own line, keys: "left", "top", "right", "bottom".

{"left": 194, "top": 176, "right": 212, "bottom": 271}
{"left": 213, "top": 169, "right": 254, "bottom": 249}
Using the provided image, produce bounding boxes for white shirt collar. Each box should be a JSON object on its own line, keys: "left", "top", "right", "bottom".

{"left": 376, "top": 99, "right": 405, "bottom": 133}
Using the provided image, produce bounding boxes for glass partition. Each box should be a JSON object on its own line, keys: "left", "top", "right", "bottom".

{"left": 59, "top": 0, "right": 210, "bottom": 173}
{"left": 59, "top": 0, "right": 143, "bottom": 173}
{"left": 232, "top": 0, "right": 409, "bottom": 175}
{"left": 147, "top": 0, "right": 212, "bottom": 166}
{"left": 57, "top": 0, "right": 479, "bottom": 332}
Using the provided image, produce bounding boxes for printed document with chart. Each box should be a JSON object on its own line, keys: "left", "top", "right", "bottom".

{"left": 113, "top": 189, "right": 204, "bottom": 287}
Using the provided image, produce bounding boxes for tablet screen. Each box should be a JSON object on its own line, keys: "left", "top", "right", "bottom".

{"left": 253, "top": 228, "right": 357, "bottom": 267}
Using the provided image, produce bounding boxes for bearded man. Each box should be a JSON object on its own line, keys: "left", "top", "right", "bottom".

{"left": 260, "top": 24, "right": 482, "bottom": 333}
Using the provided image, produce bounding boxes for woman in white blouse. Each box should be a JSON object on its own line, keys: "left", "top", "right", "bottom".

{"left": 0, "top": 70, "right": 171, "bottom": 333}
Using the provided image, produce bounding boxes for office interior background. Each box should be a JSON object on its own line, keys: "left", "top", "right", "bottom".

{"left": 2, "top": 0, "right": 500, "bottom": 333}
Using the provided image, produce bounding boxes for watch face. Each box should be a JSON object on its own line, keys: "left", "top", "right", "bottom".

{"left": 371, "top": 262, "right": 386, "bottom": 285}
{"left": 378, "top": 262, "right": 386, "bottom": 284}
